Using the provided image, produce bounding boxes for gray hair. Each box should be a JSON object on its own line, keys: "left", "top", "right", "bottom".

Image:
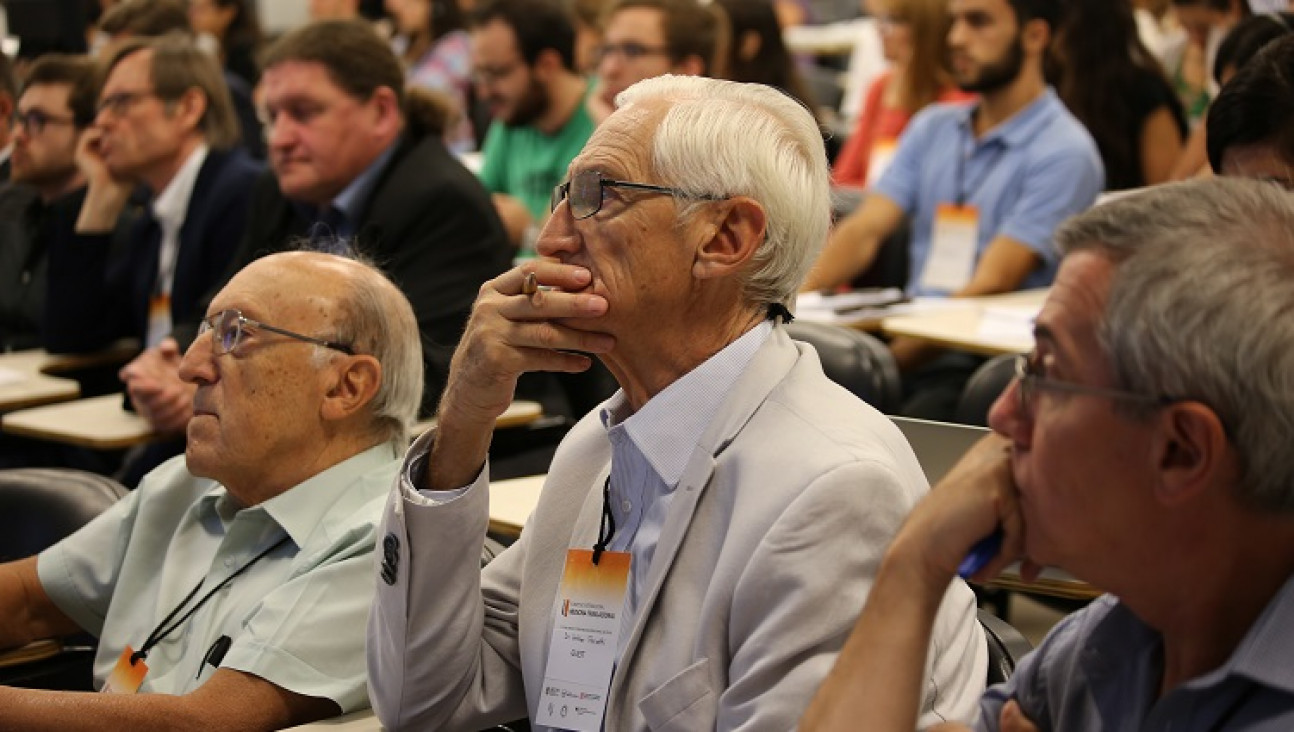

{"left": 615, "top": 75, "right": 831, "bottom": 310}
{"left": 325, "top": 255, "right": 424, "bottom": 445}
{"left": 1055, "top": 177, "right": 1294, "bottom": 512}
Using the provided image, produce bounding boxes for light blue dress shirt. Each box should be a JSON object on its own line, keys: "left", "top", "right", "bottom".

{"left": 873, "top": 88, "right": 1104, "bottom": 296}
{"left": 38, "top": 443, "right": 400, "bottom": 711}
{"left": 597, "top": 320, "right": 772, "bottom": 655}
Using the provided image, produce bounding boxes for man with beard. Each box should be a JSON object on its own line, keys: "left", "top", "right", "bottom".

{"left": 805, "top": 0, "right": 1103, "bottom": 421}
{"left": 470, "top": 0, "right": 595, "bottom": 246}
{"left": 0, "top": 55, "right": 97, "bottom": 353}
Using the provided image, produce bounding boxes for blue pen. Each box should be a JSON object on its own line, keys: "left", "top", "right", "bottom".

{"left": 957, "top": 528, "right": 1003, "bottom": 579}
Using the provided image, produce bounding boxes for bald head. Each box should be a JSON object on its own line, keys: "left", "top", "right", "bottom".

{"left": 180, "top": 252, "right": 422, "bottom": 502}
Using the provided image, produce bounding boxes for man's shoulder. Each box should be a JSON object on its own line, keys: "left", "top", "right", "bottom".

{"left": 907, "top": 100, "right": 975, "bottom": 140}
{"left": 1019, "top": 94, "right": 1102, "bottom": 162}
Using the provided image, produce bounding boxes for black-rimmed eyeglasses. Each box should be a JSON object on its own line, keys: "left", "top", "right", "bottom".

{"left": 12, "top": 109, "right": 77, "bottom": 135}
{"left": 198, "top": 309, "right": 354, "bottom": 356}
{"left": 1012, "top": 353, "right": 1173, "bottom": 414}
{"left": 551, "top": 170, "right": 725, "bottom": 220}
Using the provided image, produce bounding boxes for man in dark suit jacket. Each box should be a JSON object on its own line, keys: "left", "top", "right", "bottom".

{"left": 124, "top": 20, "right": 512, "bottom": 432}
{"left": 0, "top": 55, "right": 98, "bottom": 353}
{"left": 46, "top": 36, "right": 260, "bottom": 361}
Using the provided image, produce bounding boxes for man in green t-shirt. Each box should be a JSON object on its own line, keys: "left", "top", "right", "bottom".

{"left": 470, "top": 0, "right": 595, "bottom": 246}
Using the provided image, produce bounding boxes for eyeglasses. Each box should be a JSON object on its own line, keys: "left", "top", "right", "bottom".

{"left": 551, "top": 170, "right": 725, "bottom": 220}
{"left": 13, "top": 109, "right": 77, "bottom": 135}
{"left": 96, "top": 89, "right": 159, "bottom": 118}
{"left": 1012, "top": 353, "right": 1173, "bottom": 414}
{"left": 595, "top": 42, "right": 671, "bottom": 63}
{"left": 471, "top": 61, "right": 522, "bottom": 85}
{"left": 197, "top": 309, "right": 354, "bottom": 356}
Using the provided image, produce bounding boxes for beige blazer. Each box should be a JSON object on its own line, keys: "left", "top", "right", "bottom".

{"left": 368, "top": 327, "right": 986, "bottom": 730}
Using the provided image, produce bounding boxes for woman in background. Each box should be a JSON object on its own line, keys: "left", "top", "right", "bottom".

{"left": 386, "top": 0, "right": 476, "bottom": 150}
{"left": 717, "top": 0, "right": 818, "bottom": 115}
{"left": 831, "top": 0, "right": 969, "bottom": 188}
{"left": 1050, "top": 0, "right": 1187, "bottom": 189}
{"left": 187, "top": 0, "right": 262, "bottom": 86}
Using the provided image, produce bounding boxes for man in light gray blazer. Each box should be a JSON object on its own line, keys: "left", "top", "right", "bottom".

{"left": 367, "top": 74, "right": 986, "bottom": 731}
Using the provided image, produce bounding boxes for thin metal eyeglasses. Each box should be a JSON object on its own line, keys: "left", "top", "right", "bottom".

{"left": 595, "top": 42, "right": 671, "bottom": 63}
{"left": 96, "top": 89, "right": 160, "bottom": 118}
{"left": 551, "top": 170, "right": 725, "bottom": 220}
{"left": 13, "top": 109, "right": 77, "bottom": 135}
{"left": 1012, "top": 353, "right": 1174, "bottom": 413}
{"left": 197, "top": 309, "right": 354, "bottom": 356}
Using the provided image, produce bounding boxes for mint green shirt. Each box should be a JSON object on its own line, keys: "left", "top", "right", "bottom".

{"left": 477, "top": 86, "right": 596, "bottom": 220}
{"left": 37, "top": 443, "right": 400, "bottom": 711}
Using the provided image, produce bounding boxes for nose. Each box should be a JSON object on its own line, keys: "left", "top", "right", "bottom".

{"left": 264, "top": 113, "right": 296, "bottom": 151}
{"left": 534, "top": 201, "right": 582, "bottom": 258}
{"left": 178, "top": 331, "right": 218, "bottom": 386}
{"left": 947, "top": 18, "right": 967, "bottom": 48}
{"left": 988, "top": 377, "right": 1031, "bottom": 445}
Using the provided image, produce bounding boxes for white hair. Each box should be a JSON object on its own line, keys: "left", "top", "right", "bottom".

{"left": 616, "top": 75, "right": 831, "bottom": 310}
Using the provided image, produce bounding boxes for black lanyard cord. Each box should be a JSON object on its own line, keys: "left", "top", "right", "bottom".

{"left": 591, "top": 476, "right": 616, "bottom": 566}
{"left": 131, "top": 534, "right": 291, "bottom": 666}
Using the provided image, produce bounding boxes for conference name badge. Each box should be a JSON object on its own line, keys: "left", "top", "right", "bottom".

{"left": 535, "top": 549, "right": 631, "bottom": 731}
{"left": 102, "top": 645, "right": 148, "bottom": 695}
{"left": 921, "top": 203, "right": 980, "bottom": 294}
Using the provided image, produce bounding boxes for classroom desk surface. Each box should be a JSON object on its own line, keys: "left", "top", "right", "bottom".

{"left": 880, "top": 288, "right": 1048, "bottom": 356}
{"left": 412, "top": 400, "right": 544, "bottom": 438}
{"left": 985, "top": 565, "right": 1102, "bottom": 602}
{"left": 0, "top": 344, "right": 139, "bottom": 413}
{"left": 1, "top": 393, "right": 156, "bottom": 450}
{"left": 284, "top": 709, "right": 381, "bottom": 730}
{"left": 1, "top": 397, "right": 547, "bottom": 453}
{"left": 488, "top": 473, "right": 547, "bottom": 539}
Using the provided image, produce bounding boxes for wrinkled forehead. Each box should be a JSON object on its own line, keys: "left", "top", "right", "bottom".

{"left": 214, "top": 254, "right": 351, "bottom": 324}
{"left": 567, "top": 100, "right": 667, "bottom": 179}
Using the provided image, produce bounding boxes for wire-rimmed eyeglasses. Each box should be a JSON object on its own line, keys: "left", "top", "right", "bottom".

{"left": 551, "top": 169, "right": 725, "bottom": 220}
{"left": 1012, "top": 353, "right": 1174, "bottom": 413}
{"left": 197, "top": 309, "right": 354, "bottom": 356}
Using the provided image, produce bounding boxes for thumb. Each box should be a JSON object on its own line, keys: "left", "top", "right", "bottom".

{"left": 1000, "top": 699, "right": 1040, "bottom": 732}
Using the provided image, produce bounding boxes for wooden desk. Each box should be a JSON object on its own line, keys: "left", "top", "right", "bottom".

{"left": 488, "top": 473, "right": 546, "bottom": 539}
{"left": 880, "top": 289, "right": 1048, "bottom": 356}
{"left": 1, "top": 394, "right": 156, "bottom": 450}
{"left": 283, "top": 709, "right": 381, "bottom": 730}
{"left": 0, "top": 343, "right": 139, "bottom": 413}
{"left": 984, "top": 566, "right": 1102, "bottom": 602}
{"left": 411, "top": 400, "right": 544, "bottom": 438}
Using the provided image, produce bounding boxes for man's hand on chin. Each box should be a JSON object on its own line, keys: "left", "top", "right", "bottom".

{"left": 120, "top": 339, "right": 196, "bottom": 435}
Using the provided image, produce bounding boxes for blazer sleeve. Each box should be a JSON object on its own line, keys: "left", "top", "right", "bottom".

{"left": 717, "top": 458, "right": 984, "bottom": 730}
{"left": 367, "top": 433, "right": 529, "bottom": 731}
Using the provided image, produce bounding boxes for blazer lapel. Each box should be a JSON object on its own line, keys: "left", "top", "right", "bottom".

{"left": 608, "top": 327, "right": 802, "bottom": 703}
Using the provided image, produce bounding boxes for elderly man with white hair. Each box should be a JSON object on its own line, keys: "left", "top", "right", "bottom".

{"left": 367, "top": 75, "right": 986, "bottom": 731}
{"left": 0, "top": 251, "right": 422, "bottom": 730}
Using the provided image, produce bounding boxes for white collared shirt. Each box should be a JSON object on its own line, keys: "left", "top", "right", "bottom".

{"left": 146, "top": 144, "right": 209, "bottom": 346}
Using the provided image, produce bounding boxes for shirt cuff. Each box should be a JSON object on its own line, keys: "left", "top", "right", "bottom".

{"left": 398, "top": 428, "right": 487, "bottom": 507}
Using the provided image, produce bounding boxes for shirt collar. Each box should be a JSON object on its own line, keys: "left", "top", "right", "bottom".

{"left": 197, "top": 442, "right": 400, "bottom": 548}
{"left": 1213, "top": 572, "right": 1294, "bottom": 695}
{"left": 328, "top": 139, "right": 398, "bottom": 228}
{"left": 151, "top": 144, "right": 210, "bottom": 230}
{"left": 600, "top": 321, "right": 773, "bottom": 486}
{"left": 956, "top": 87, "right": 1061, "bottom": 148}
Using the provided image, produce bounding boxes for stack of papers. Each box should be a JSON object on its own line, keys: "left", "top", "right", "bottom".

{"left": 796, "top": 288, "right": 907, "bottom": 324}
{"left": 975, "top": 305, "right": 1039, "bottom": 344}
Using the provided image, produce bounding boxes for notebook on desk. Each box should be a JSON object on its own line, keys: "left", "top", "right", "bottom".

{"left": 889, "top": 416, "right": 990, "bottom": 484}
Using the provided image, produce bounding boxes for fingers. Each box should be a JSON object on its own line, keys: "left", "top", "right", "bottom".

{"left": 999, "top": 700, "right": 1040, "bottom": 732}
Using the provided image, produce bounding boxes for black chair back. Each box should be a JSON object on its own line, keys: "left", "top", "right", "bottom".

{"left": 0, "top": 469, "right": 127, "bottom": 562}
{"left": 786, "top": 321, "right": 902, "bottom": 413}
{"left": 978, "top": 608, "right": 1034, "bottom": 686}
{"left": 955, "top": 354, "right": 1018, "bottom": 427}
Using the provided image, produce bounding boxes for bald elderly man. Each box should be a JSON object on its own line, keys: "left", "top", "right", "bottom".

{"left": 0, "top": 251, "right": 422, "bottom": 730}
